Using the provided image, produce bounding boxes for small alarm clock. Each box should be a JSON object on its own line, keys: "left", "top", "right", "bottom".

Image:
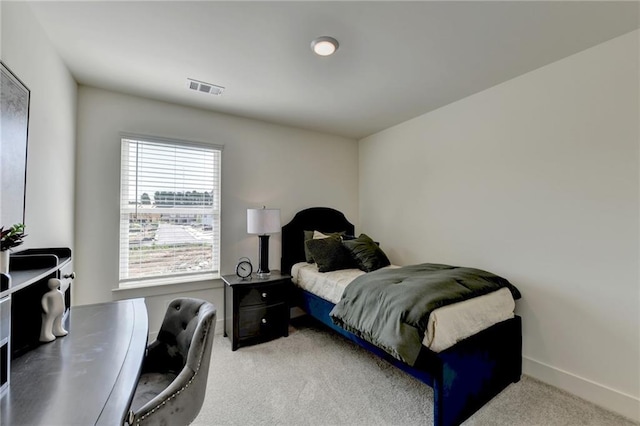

{"left": 235, "top": 257, "right": 253, "bottom": 279}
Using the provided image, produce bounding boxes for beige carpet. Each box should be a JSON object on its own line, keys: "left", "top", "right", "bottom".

{"left": 194, "top": 317, "right": 636, "bottom": 426}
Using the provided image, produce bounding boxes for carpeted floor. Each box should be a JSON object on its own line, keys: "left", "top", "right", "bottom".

{"left": 194, "top": 317, "right": 637, "bottom": 426}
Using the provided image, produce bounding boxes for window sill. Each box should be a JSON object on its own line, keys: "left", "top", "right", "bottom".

{"left": 113, "top": 273, "right": 222, "bottom": 297}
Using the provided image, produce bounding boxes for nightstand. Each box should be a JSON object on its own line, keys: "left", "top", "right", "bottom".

{"left": 222, "top": 270, "right": 291, "bottom": 351}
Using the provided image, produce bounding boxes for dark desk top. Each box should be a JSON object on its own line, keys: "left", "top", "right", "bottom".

{"left": 1, "top": 298, "right": 148, "bottom": 425}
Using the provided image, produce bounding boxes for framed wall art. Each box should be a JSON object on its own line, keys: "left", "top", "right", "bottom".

{"left": 1, "top": 61, "right": 30, "bottom": 227}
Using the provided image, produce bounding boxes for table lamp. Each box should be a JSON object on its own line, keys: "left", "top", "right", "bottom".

{"left": 247, "top": 207, "right": 281, "bottom": 278}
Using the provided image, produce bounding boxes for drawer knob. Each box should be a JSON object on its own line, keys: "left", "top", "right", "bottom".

{"left": 63, "top": 272, "right": 76, "bottom": 280}
{"left": 261, "top": 318, "right": 267, "bottom": 324}
{"left": 261, "top": 292, "right": 267, "bottom": 298}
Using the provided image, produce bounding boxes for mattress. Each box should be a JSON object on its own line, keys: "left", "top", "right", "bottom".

{"left": 291, "top": 262, "right": 515, "bottom": 352}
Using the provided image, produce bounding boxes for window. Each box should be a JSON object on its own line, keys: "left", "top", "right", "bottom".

{"left": 119, "top": 134, "right": 222, "bottom": 287}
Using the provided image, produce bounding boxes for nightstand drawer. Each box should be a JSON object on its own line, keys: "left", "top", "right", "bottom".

{"left": 223, "top": 271, "right": 291, "bottom": 350}
{"left": 238, "top": 303, "right": 288, "bottom": 339}
{"left": 237, "top": 283, "right": 287, "bottom": 308}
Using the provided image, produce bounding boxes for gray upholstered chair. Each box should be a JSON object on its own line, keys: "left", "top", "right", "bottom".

{"left": 127, "top": 298, "right": 216, "bottom": 426}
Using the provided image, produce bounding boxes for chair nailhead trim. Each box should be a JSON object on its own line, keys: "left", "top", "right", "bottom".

{"left": 134, "top": 326, "right": 210, "bottom": 425}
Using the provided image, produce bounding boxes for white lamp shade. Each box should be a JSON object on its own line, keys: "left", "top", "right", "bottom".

{"left": 247, "top": 208, "right": 281, "bottom": 235}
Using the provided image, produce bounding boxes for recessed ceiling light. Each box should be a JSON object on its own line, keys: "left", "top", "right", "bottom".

{"left": 311, "top": 36, "right": 339, "bottom": 57}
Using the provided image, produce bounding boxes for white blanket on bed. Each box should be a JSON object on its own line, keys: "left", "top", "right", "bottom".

{"left": 291, "top": 262, "right": 515, "bottom": 353}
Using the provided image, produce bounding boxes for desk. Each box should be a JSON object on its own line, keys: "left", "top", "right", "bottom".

{"left": 0, "top": 299, "right": 148, "bottom": 425}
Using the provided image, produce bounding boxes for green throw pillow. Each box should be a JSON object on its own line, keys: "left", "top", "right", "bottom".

{"left": 305, "top": 236, "right": 356, "bottom": 272}
{"left": 342, "top": 233, "right": 390, "bottom": 272}
{"left": 303, "top": 230, "right": 347, "bottom": 263}
{"left": 303, "top": 230, "right": 315, "bottom": 262}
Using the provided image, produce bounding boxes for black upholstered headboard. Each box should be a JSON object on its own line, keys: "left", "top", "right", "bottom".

{"left": 281, "top": 207, "right": 355, "bottom": 274}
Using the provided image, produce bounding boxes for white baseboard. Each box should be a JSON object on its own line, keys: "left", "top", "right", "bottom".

{"left": 523, "top": 356, "right": 640, "bottom": 422}
{"left": 214, "top": 317, "right": 224, "bottom": 335}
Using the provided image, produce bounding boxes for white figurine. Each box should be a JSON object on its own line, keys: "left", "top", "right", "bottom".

{"left": 39, "top": 278, "right": 68, "bottom": 342}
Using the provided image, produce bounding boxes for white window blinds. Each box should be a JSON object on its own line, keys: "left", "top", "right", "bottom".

{"left": 119, "top": 135, "right": 222, "bottom": 285}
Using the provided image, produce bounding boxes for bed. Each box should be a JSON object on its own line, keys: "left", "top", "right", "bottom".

{"left": 281, "top": 207, "right": 522, "bottom": 426}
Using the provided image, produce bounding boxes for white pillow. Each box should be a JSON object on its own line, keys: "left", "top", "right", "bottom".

{"left": 313, "top": 230, "right": 331, "bottom": 239}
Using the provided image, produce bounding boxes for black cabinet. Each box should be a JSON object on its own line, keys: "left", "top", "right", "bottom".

{"left": 223, "top": 271, "right": 291, "bottom": 350}
{"left": 0, "top": 247, "right": 74, "bottom": 395}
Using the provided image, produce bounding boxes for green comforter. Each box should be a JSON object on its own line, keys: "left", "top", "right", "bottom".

{"left": 329, "top": 263, "right": 521, "bottom": 365}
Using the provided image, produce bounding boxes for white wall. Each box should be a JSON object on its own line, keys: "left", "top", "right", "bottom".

{"left": 359, "top": 31, "right": 639, "bottom": 420}
{"left": 1, "top": 2, "right": 77, "bottom": 250}
{"left": 75, "top": 86, "right": 358, "bottom": 334}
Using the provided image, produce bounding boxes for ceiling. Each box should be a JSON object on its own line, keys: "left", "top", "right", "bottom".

{"left": 27, "top": 1, "right": 639, "bottom": 140}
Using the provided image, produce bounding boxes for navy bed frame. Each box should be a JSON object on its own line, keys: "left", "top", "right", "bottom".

{"left": 281, "top": 207, "right": 522, "bottom": 426}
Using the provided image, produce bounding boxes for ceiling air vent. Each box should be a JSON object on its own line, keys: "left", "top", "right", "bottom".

{"left": 186, "top": 78, "right": 225, "bottom": 96}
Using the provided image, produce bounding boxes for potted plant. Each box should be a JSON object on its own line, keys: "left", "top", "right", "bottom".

{"left": 1, "top": 223, "right": 26, "bottom": 274}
